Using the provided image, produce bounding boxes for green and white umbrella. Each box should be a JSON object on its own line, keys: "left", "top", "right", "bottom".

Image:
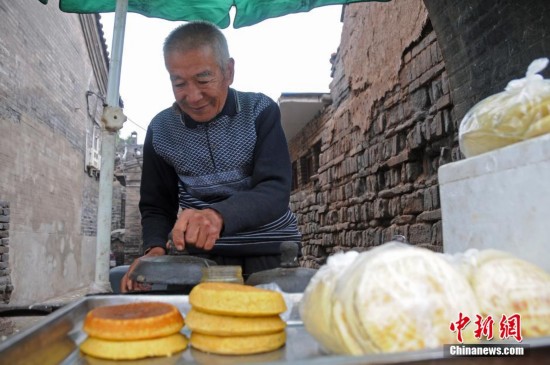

{"left": 39, "top": 0, "right": 386, "bottom": 28}
{"left": 38, "top": 0, "right": 388, "bottom": 292}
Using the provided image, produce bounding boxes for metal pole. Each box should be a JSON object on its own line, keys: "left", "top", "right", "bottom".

{"left": 90, "top": 0, "right": 128, "bottom": 293}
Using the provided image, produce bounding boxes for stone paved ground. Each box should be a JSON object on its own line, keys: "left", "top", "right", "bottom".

{"left": 0, "top": 287, "right": 90, "bottom": 343}
{"left": 0, "top": 316, "right": 44, "bottom": 342}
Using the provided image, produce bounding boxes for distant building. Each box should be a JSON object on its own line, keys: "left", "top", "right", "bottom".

{"left": 114, "top": 131, "right": 143, "bottom": 265}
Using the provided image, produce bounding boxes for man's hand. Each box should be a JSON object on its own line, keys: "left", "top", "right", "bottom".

{"left": 171, "top": 208, "right": 223, "bottom": 251}
{"left": 120, "top": 246, "right": 165, "bottom": 293}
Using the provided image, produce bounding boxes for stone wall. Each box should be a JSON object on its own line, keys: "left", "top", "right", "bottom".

{"left": 289, "top": 0, "right": 459, "bottom": 268}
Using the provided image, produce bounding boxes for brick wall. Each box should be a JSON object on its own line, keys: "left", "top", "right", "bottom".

{"left": 111, "top": 180, "right": 125, "bottom": 232}
{"left": 0, "top": 201, "right": 12, "bottom": 303}
{"left": 423, "top": 0, "right": 550, "bottom": 125}
{"left": 0, "top": 0, "right": 109, "bottom": 304}
{"left": 289, "top": 0, "right": 550, "bottom": 268}
{"left": 122, "top": 158, "right": 143, "bottom": 263}
{"left": 81, "top": 179, "right": 100, "bottom": 237}
{"left": 289, "top": 1, "right": 457, "bottom": 268}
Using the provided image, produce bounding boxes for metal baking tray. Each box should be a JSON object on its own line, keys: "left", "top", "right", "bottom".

{"left": 0, "top": 294, "right": 549, "bottom": 365}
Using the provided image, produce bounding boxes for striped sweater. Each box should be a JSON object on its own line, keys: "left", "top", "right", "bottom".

{"left": 139, "top": 88, "right": 301, "bottom": 256}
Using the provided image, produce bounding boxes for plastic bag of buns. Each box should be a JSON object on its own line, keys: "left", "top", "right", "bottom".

{"left": 299, "top": 250, "right": 359, "bottom": 354}
{"left": 301, "top": 243, "right": 550, "bottom": 356}
{"left": 300, "top": 242, "right": 480, "bottom": 355}
{"left": 459, "top": 58, "right": 550, "bottom": 158}
{"left": 448, "top": 248, "right": 550, "bottom": 339}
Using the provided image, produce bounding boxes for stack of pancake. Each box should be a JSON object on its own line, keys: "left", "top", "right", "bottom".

{"left": 80, "top": 301, "right": 188, "bottom": 360}
{"left": 187, "top": 282, "right": 287, "bottom": 355}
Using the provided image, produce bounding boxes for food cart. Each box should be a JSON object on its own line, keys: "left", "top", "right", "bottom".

{"left": 1, "top": 292, "right": 549, "bottom": 365}
{"left": 2, "top": 1, "right": 549, "bottom": 364}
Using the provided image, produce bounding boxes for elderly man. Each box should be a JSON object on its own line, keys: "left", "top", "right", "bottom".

{"left": 121, "top": 21, "right": 301, "bottom": 292}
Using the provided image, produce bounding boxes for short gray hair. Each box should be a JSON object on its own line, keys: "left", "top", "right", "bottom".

{"left": 163, "top": 21, "right": 230, "bottom": 69}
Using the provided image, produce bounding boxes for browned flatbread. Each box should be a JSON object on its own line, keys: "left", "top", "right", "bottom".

{"left": 83, "top": 302, "right": 184, "bottom": 340}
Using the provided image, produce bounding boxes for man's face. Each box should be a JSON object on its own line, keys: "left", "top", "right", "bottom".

{"left": 165, "top": 46, "right": 234, "bottom": 122}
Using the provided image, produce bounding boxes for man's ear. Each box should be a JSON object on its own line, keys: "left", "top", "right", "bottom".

{"left": 226, "top": 58, "right": 235, "bottom": 85}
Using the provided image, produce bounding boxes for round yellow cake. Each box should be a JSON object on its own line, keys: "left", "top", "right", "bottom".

{"left": 186, "top": 308, "right": 286, "bottom": 336}
{"left": 80, "top": 333, "right": 188, "bottom": 360}
{"left": 83, "top": 302, "right": 184, "bottom": 340}
{"left": 190, "top": 331, "right": 286, "bottom": 355}
{"left": 189, "top": 282, "right": 286, "bottom": 317}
